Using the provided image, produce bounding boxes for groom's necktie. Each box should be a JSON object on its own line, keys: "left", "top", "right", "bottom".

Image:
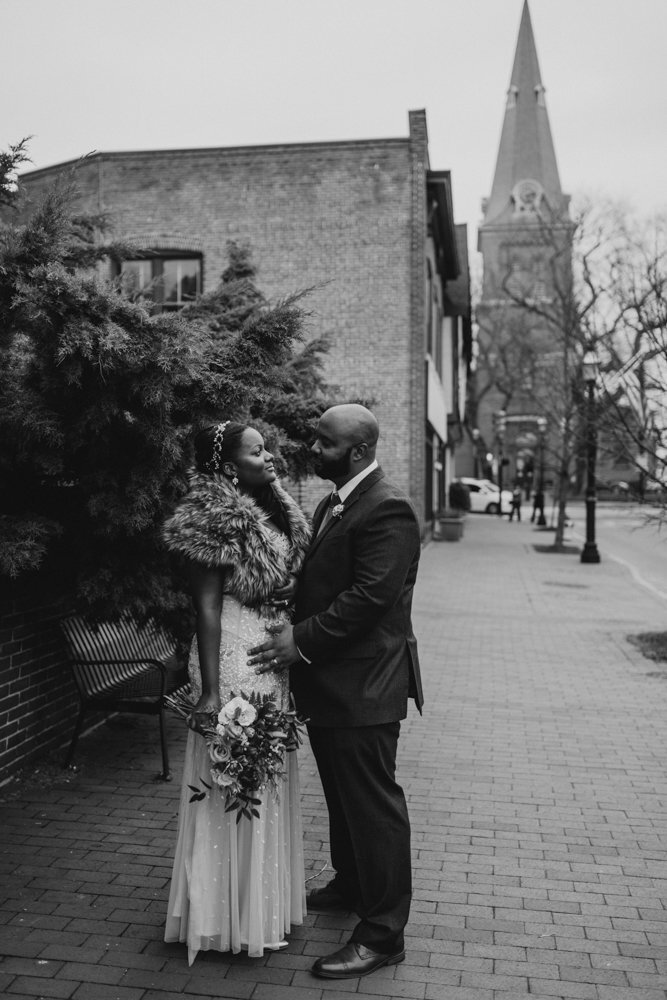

{"left": 318, "top": 491, "right": 341, "bottom": 534}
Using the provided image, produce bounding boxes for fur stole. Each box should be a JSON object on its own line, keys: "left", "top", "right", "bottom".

{"left": 163, "top": 472, "right": 311, "bottom": 608}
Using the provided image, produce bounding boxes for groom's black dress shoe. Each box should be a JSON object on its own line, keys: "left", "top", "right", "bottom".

{"left": 311, "top": 941, "right": 405, "bottom": 979}
{"left": 306, "top": 885, "right": 351, "bottom": 913}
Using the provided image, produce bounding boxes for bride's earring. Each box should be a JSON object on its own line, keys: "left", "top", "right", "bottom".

{"left": 232, "top": 475, "right": 239, "bottom": 488}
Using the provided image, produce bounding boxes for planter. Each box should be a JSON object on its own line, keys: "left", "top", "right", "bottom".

{"left": 436, "top": 513, "right": 465, "bottom": 542}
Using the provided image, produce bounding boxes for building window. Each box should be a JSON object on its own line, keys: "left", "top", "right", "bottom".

{"left": 426, "top": 261, "right": 434, "bottom": 356}
{"left": 425, "top": 435, "right": 434, "bottom": 521}
{"left": 434, "top": 305, "right": 443, "bottom": 378}
{"left": 119, "top": 254, "right": 201, "bottom": 311}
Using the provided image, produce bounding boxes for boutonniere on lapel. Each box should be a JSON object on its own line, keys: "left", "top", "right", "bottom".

{"left": 331, "top": 503, "right": 345, "bottom": 520}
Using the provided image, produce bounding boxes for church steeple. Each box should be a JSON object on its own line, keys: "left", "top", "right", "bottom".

{"left": 481, "top": 0, "right": 566, "bottom": 226}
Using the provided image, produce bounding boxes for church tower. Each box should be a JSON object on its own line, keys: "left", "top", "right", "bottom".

{"left": 475, "top": 0, "right": 572, "bottom": 493}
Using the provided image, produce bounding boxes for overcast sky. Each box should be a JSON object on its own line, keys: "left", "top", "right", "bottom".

{"left": 3, "top": 0, "right": 666, "bottom": 253}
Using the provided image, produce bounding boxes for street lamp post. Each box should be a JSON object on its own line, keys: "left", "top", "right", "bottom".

{"left": 536, "top": 416, "right": 547, "bottom": 527}
{"left": 472, "top": 427, "right": 480, "bottom": 478}
{"left": 581, "top": 350, "right": 601, "bottom": 564}
{"left": 495, "top": 409, "right": 506, "bottom": 517}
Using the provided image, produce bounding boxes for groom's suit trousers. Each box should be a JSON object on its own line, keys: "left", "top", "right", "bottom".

{"left": 307, "top": 720, "right": 412, "bottom": 953}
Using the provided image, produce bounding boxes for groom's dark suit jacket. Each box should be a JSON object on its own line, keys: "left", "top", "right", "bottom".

{"left": 291, "top": 467, "right": 424, "bottom": 727}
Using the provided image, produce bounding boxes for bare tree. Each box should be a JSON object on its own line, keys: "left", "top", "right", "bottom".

{"left": 596, "top": 211, "right": 667, "bottom": 505}
{"left": 483, "top": 200, "right": 629, "bottom": 544}
{"left": 478, "top": 202, "right": 585, "bottom": 547}
{"left": 484, "top": 198, "right": 667, "bottom": 546}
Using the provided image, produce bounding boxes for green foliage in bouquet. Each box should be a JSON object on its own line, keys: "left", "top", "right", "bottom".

{"left": 165, "top": 688, "right": 306, "bottom": 822}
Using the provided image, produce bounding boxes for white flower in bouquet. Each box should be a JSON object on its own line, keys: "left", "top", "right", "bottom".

{"left": 218, "top": 695, "right": 257, "bottom": 728}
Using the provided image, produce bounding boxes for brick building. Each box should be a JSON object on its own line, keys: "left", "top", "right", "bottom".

{"left": 18, "top": 109, "right": 471, "bottom": 525}
{"left": 2, "top": 109, "right": 471, "bottom": 780}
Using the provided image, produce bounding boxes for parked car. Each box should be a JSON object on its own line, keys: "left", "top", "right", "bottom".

{"left": 457, "top": 477, "right": 514, "bottom": 515}
{"left": 595, "top": 479, "right": 630, "bottom": 498}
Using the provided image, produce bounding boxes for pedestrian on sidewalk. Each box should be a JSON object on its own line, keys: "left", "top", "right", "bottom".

{"left": 248, "top": 403, "right": 424, "bottom": 982}
{"left": 530, "top": 489, "right": 545, "bottom": 523}
{"left": 509, "top": 484, "right": 522, "bottom": 521}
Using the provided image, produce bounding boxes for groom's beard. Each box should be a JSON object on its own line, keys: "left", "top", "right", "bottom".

{"left": 315, "top": 446, "right": 355, "bottom": 481}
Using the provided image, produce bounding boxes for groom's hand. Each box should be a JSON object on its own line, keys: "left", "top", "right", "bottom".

{"left": 271, "top": 573, "right": 298, "bottom": 605}
{"left": 247, "top": 623, "right": 300, "bottom": 673}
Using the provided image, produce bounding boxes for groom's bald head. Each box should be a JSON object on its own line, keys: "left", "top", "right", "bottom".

{"left": 312, "top": 404, "right": 379, "bottom": 486}
{"left": 321, "top": 404, "right": 378, "bottom": 453}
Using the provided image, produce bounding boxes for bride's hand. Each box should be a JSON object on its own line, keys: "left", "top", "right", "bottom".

{"left": 187, "top": 692, "right": 221, "bottom": 733}
{"left": 271, "top": 573, "right": 298, "bottom": 607}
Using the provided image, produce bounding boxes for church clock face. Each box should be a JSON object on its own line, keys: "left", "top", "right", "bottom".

{"left": 512, "top": 179, "right": 544, "bottom": 216}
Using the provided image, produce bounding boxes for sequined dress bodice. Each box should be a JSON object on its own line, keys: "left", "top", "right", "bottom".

{"left": 188, "top": 532, "right": 291, "bottom": 709}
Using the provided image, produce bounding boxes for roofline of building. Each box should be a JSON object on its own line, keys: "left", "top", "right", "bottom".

{"left": 478, "top": 217, "right": 573, "bottom": 235}
{"left": 19, "top": 136, "right": 413, "bottom": 180}
{"left": 427, "top": 170, "right": 459, "bottom": 284}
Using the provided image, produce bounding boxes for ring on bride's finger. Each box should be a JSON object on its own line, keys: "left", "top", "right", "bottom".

{"left": 271, "top": 657, "right": 278, "bottom": 667}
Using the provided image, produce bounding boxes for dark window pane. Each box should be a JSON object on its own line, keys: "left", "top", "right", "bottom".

{"left": 162, "top": 262, "right": 179, "bottom": 304}
{"left": 163, "top": 259, "right": 200, "bottom": 308}
{"left": 120, "top": 260, "right": 153, "bottom": 295}
{"left": 121, "top": 256, "right": 201, "bottom": 312}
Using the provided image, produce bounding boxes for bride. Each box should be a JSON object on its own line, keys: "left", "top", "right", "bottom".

{"left": 162, "top": 420, "right": 311, "bottom": 962}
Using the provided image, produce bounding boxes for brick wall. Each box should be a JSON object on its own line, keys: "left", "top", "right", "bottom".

{"left": 22, "top": 136, "right": 420, "bottom": 502}
{"left": 407, "top": 110, "right": 429, "bottom": 521}
{"left": 0, "top": 583, "right": 77, "bottom": 784}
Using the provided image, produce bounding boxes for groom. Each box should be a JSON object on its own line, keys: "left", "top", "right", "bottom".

{"left": 249, "top": 403, "right": 424, "bottom": 979}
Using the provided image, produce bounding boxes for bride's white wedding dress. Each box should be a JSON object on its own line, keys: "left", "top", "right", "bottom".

{"left": 165, "top": 545, "right": 305, "bottom": 963}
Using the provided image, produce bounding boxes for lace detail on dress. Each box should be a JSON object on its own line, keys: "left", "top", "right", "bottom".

{"left": 188, "top": 597, "right": 291, "bottom": 707}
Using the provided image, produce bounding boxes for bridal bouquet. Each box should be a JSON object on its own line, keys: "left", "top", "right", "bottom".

{"left": 165, "top": 687, "right": 306, "bottom": 822}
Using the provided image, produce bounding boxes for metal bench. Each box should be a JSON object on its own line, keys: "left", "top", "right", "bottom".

{"left": 60, "top": 615, "right": 188, "bottom": 780}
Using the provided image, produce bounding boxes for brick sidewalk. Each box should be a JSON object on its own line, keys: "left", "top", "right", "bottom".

{"left": 2, "top": 513, "right": 667, "bottom": 999}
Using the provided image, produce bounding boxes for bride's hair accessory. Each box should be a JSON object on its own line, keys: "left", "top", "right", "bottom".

{"left": 208, "top": 420, "right": 231, "bottom": 472}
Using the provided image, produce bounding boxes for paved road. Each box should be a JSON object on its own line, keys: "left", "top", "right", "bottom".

{"left": 568, "top": 501, "right": 667, "bottom": 602}
{"left": 1, "top": 513, "right": 667, "bottom": 999}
